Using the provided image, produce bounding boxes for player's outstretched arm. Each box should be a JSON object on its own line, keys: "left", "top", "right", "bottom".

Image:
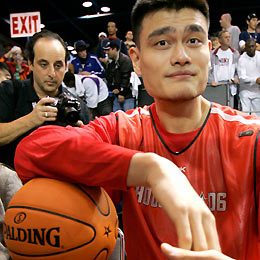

{"left": 128, "top": 153, "right": 221, "bottom": 252}
{"left": 161, "top": 243, "right": 235, "bottom": 260}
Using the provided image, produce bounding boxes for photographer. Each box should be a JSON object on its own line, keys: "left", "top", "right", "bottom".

{"left": 0, "top": 30, "right": 90, "bottom": 168}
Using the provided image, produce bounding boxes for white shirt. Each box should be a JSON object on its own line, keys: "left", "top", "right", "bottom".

{"left": 238, "top": 51, "right": 260, "bottom": 97}
{"left": 63, "top": 74, "right": 109, "bottom": 108}
{"left": 215, "top": 48, "right": 233, "bottom": 82}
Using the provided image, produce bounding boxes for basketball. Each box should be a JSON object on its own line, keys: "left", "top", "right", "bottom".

{"left": 3, "top": 178, "right": 118, "bottom": 260}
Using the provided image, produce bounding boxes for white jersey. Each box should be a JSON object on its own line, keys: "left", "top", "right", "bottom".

{"left": 64, "top": 74, "right": 109, "bottom": 109}
{"left": 80, "top": 75, "right": 108, "bottom": 108}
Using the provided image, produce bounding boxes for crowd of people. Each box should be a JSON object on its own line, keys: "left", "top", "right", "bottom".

{"left": 208, "top": 12, "right": 260, "bottom": 115}
{"left": 1, "top": 1, "right": 260, "bottom": 260}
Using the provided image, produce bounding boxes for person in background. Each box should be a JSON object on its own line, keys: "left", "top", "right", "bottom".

{"left": 0, "top": 30, "right": 90, "bottom": 168}
{"left": 69, "top": 40, "right": 105, "bottom": 79}
{"left": 0, "top": 163, "right": 22, "bottom": 260}
{"left": 95, "top": 32, "right": 109, "bottom": 66}
{"left": 103, "top": 40, "right": 135, "bottom": 112}
{"left": 210, "top": 34, "right": 221, "bottom": 50}
{"left": 219, "top": 13, "right": 241, "bottom": 51}
{"left": 124, "top": 30, "right": 136, "bottom": 51}
{"left": 239, "top": 13, "right": 260, "bottom": 52}
{"left": 0, "top": 62, "right": 12, "bottom": 83}
{"left": 107, "top": 21, "right": 129, "bottom": 56}
{"left": 0, "top": 46, "right": 30, "bottom": 80}
{"left": 63, "top": 71, "right": 112, "bottom": 119}
{"left": 208, "top": 30, "right": 240, "bottom": 108}
{"left": 98, "top": 32, "right": 107, "bottom": 41}
{"left": 237, "top": 38, "right": 260, "bottom": 116}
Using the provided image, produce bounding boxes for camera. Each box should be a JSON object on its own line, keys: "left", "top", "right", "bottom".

{"left": 48, "top": 92, "right": 81, "bottom": 126}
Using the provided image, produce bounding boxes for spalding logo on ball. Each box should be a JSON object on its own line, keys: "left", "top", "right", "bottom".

{"left": 3, "top": 178, "right": 118, "bottom": 260}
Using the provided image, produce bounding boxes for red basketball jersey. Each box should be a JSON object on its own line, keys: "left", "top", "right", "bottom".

{"left": 15, "top": 102, "right": 260, "bottom": 260}
{"left": 115, "top": 103, "right": 260, "bottom": 260}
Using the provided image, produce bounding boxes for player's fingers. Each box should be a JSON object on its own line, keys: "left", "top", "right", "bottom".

{"left": 203, "top": 213, "right": 221, "bottom": 251}
{"left": 189, "top": 214, "right": 208, "bottom": 251}
{"left": 161, "top": 243, "right": 235, "bottom": 260}
{"left": 175, "top": 213, "right": 192, "bottom": 250}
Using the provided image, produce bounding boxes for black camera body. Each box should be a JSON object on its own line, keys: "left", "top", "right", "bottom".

{"left": 49, "top": 92, "right": 81, "bottom": 126}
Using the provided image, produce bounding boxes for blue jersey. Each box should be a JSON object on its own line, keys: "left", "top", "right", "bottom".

{"left": 71, "top": 53, "right": 105, "bottom": 78}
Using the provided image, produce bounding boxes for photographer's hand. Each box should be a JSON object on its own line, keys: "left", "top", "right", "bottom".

{"left": 75, "top": 120, "right": 84, "bottom": 127}
{"left": 28, "top": 97, "right": 58, "bottom": 127}
{"left": 0, "top": 97, "right": 58, "bottom": 146}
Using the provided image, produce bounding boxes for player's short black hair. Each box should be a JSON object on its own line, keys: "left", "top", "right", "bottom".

{"left": 131, "top": 0, "right": 210, "bottom": 47}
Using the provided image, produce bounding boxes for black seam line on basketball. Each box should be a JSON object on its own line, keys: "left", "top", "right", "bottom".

{"left": 148, "top": 103, "right": 212, "bottom": 155}
{"left": 7, "top": 205, "right": 96, "bottom": 229}
{"left": 93, "top": 248, "right": 109, "bottom": 260}
{"left": 8, "top": 242, "right": 105, "bottom": 257}
{"left": 76, "top": 185, "right": 111, "bottom": 216}
{"left": 6, "top": 206, "right": 98, "bottom": 257}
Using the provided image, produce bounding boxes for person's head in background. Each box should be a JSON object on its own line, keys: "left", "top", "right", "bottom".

{"left": 218, "top": 30, "right": 231, "bottom": 50}
{"left": 24, "top": 30, "right": 69, "bottom": 98}
{"left": 107, "top": 21, "right": 118, "bottom": 38}
{"left": 245, "top": 38, "right": 257, "bottom": 57}
{"left": 74, "top": 40, "right": 90, "bottom": 59}
{"left": 125, "top": 31, "right": 134, "bottom": 41}
{"left": 219, "top": 13, "right": 232, "bottom": 29}
{"left": 98, "top": 32, "right": 107, "bottom": 41}
{"left": 210, "top": 35, "right": 220, "bottom": 50}
{"left": 103, "top": 40, "right": 120, "bottom": 60}
{"left": 246, "top": 13, "right": 258, "bottom": 31}
{"left": 0, "top": 62, "right": 12, "bottom": 82}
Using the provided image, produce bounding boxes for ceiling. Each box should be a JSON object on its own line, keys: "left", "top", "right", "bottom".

{"left": 0, "top": 0, "right": 259, "bottom": 50}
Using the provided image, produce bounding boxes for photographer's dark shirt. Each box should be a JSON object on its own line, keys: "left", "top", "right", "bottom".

{"left": 0, "top": 78, "right": 90, "bottom": 168}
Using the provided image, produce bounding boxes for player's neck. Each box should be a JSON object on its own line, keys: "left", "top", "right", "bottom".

{"left": 154, "top": 96, "right": 211, "bottom": 134}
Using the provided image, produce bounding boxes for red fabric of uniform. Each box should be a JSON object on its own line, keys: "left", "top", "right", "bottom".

{"left": 15, "top": 104, "right": 260, "bottom": 260}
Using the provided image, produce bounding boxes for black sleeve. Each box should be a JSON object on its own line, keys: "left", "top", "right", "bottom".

{"left": 119, "top": 57, "right": 133, "bottom": 96}
{"left": 0, "top": 80, "right": 16, "bottom": 122}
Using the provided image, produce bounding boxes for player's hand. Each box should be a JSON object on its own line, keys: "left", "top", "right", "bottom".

{"left": 28, "top": 97, "right": 58, "bottom": 126}
{"left": 75, "top": 120, "right": 84, "bottom": 127}
{"left": 149, "top": 156, "right": 220, "bottom": 251}
{"left": 161, "top": 243, "right": 235, "bottom": 260}
{"left": 128, "top": 153, "right": 220, "bottom": 251}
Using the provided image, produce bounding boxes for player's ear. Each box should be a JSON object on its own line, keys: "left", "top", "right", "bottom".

{"left": 129, "top": 46, "right": 141, "bottom": 75}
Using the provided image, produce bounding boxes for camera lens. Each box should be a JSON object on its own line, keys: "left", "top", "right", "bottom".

{"left": 64, "top": 107, "right": 80, "bottom": 124}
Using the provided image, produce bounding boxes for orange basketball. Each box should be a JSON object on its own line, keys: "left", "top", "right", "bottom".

{"left": 3, "top": 178, "right": 118, "bottom": 260}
